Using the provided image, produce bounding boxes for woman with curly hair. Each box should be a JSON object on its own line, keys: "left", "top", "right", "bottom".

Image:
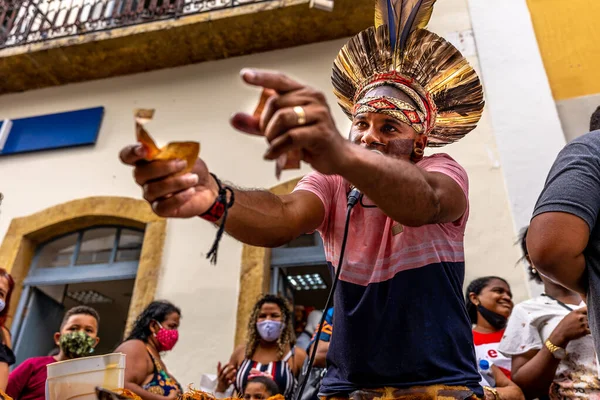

{"left": 115, "top": 300, "right": 182, "bottom": 400}
{"left": 216, "top": 294, "right": 306, "bottom": 399}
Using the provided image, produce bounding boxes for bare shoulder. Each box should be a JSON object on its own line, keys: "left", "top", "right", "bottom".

{"left": 117, "top": 340, "right": 153, "bottom": 377}
{"left": 295, "top": 346, "right": 307, "bottom": 357}
{"left": 115, "top": 339, "right": 147, "bottom": 356}
{"left": 231, "top": 344, "right": 246, "bottom": 365}
{"left": 290, "top": 347, "right": 307, "bottom": 373}
{"left": 117, "top": 340, "right": 153, "bottom": 384}
{"left": 1, "top": 327, "right": 11, "bottom": 348}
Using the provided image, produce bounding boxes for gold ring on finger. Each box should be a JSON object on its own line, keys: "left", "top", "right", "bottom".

{"left": 293, "top": 106, "right": 307, "bottom": 126}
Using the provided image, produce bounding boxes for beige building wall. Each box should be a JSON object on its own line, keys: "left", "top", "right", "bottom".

{"left": 0, "top": 0, "right": 525, "bottom": 387}
{"left": 557, "top": 94, "right": 600, "bottom": 142}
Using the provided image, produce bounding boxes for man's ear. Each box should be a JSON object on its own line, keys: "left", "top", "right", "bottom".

{"left": 416, "top": 134, "right": 428, "bottom": 149}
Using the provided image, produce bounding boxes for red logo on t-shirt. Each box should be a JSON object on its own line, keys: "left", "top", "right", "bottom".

{"left": 488, "top": 349, "right": 498, "bottom": 358}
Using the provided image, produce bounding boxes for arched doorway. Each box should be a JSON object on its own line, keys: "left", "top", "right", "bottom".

{"left": 0, "top": 196, "right": 166, "bottom": 365}
{"left": 12, "top": 225, "right": 144, "bottom": 363}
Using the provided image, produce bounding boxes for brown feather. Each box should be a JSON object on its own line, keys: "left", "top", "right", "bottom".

{"left": 374, "top": 0, "right": 388, "bottom": 28}
{"left": 332, "top": 26, "right": 484, "bottom": 146}
{"left": 398, "top": 0, "right": 437, "bottom": 51}
{"left": 407, "top": 0, "right": 437, "bottom": 31}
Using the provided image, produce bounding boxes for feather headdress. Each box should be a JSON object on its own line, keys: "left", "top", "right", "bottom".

{"left": 332, "top": 0, "right": 484, "bottom": 146}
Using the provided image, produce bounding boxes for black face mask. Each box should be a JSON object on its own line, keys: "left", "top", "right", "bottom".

{"left": 477, "top": 304, "right": 507, "bottom": 330}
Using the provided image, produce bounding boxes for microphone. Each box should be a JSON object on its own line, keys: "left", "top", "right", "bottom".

{"left": 347, "top": 186, "right": 362, "bottom": 208}
{"left": 346, "top": 149, "right": 383, "bottom": 208}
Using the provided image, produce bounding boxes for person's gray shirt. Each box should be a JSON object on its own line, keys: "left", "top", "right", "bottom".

{"left": 533, "top": 130, "right": 600, "bottom": 358}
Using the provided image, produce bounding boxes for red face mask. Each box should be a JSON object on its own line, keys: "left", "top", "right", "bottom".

{"left": 154, "top": 321, "right": 179, "bottom": 352}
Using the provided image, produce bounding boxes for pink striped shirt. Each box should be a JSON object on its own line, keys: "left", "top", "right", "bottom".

{"left": 293, "top": 153, "right": 469, "bottom": 286}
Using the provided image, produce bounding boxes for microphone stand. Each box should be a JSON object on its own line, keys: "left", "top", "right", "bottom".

{"left": 294, "top": 186, "right": 361, "bottom": 400}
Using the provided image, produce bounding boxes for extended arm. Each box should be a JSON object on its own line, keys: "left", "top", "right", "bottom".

{"left": 336, "top": 145, "right": 466, "bottom": 226}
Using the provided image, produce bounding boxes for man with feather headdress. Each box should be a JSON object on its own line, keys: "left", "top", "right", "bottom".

{"left": 120, "top": 0, "right": 510, "bottom": 398}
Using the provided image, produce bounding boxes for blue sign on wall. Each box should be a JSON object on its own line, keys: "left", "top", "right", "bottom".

{"left": 0, "top": 107, "right": 104, "bottom": 156}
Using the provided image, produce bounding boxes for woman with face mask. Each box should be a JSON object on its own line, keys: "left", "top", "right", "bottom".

{"left": 116, "top": 300, "right": 182, "bottom": 400}
{"left": 466, "top": 276, "right": 524, "bottom": 400}
{"left": 7, "top": 305, "right": 101, "bottom": 400}
{"left": 466, "top": 276, "right": 514, "bottom": 379}
{"left": 215, "top": 294, "right": 306, "bottom": 399}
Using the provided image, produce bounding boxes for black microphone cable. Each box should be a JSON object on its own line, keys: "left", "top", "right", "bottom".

{"left": 294, "top": 187, "right": 361, "bottom": 400}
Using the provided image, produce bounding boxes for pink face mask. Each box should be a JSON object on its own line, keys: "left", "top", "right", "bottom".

{"left": 154, "top": 321, "right": 179, "bottom": 352}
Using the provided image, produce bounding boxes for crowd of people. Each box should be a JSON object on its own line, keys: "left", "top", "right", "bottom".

{"left": 0, "top": 230, "right": 596, "bottom": 400}
{"left": 0, "top": 250, "right": 598, "bottom": 400}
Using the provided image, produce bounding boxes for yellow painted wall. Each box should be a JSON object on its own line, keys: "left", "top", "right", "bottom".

{"left": 527, "top": 0, "right": 600, "bottom": 100}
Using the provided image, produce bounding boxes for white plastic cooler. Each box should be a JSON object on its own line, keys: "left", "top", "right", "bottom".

{"left": 45, "top": 353, "right": 126, "bottom": 400}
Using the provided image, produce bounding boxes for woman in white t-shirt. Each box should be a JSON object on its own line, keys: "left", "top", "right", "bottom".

{"left": 499, "top": 227, "right": 599, "bottom": 399}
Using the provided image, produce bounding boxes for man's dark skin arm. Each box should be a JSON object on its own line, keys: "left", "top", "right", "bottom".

{"left": 528, "top": 212, "right": 589, "bottom": 295}
{"left": 120, "top": 70, "right": 466, "bottom": 248}
{"left": 336, "top": 147, "right": 466, "bottom": 226}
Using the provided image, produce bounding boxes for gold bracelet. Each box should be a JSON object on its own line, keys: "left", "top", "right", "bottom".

{"left": 484, "top": 386, "right": 500, "bottom": 400}
{"left": 545, "top": 339, "right": 560, "bottom": 352}
{"left": 545, "top": 339, "right": 567, "bottom": 359}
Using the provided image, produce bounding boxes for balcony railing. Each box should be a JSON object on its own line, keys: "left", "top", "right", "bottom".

{"left": 0, "top": 0, "right": 270, "bottom": 49}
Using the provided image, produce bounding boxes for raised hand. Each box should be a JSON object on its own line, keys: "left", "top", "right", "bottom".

{"left": 549, "top": 306, "right": 590, "bottom": 347}
{"left": 119, "top": 144, "right": 218, "bottom": 218}
{"left": 231, "top": 69, "right": 349, "bottom": 175}
{"left": 216, "top": 361, "right": 237, "bottom": 393}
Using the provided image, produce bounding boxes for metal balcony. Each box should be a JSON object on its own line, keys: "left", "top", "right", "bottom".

{"left": 1, "top": 0, "right": 276, "bottom": 48}
{"left": 0, "top": 0, "right": 371, "bottom": 95}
